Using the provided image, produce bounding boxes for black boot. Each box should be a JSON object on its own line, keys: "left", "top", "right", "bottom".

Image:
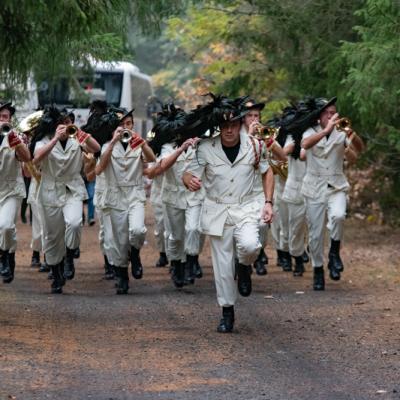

{"left": 31, "top": 251, "right": 41, "bottom": 268}
{"left": 194, "top": 256, "right": 203, "bottom": 278}
{"left": 293, "top": 255, "right": 305, "bottom": 277}
{"left": 237, "top": 263, "right": 252, "bottom": 297}
{"left": 302, "top": 249, "right": 310, "bottom": 263}
{"left": 115, "top": 267, "right": 129, "bottom": 294}
{"left": 39, "top": 254, "right": 50, "bottom": 273}
{"left": 254, "top": 249, "right": 267, "bottom": 276}
{"left": 276, "top": 250, "right": 285, "bottom": 267}
{"left": 328, "top": 239, "right": 344, "bottom": 273}
{"left": 260, "top": 248, "right": 268, "bottom": 264}
{"left": 313, "top": 266, "right": 325, "bottom": 291}
{"left": 64, "top": 248, "right": 76, "bottom": 280}
{"left": 51, "top": 262, "right": 65, "bottom": 294}
{"left": 281, "top": 251, "right": 292, "bottom": 272}
{"left": 217, "top": 306, "right": 235, "bottom": 333}
{"left": 104, "top": 255, "right": 115, "bottom": 280}
{"left": 3, "top": 252, "right": 16, "bottom": 284}
{"left": 73, "top": 247, "right": 80, "bottom": 259}
{"left": 0, "top": 249, "right": 10, "bottom": 277}
{"left": 184, "top": 255, "right": 197, "bottom": 285}
{"left": 130, "top": 246, "right": 143, "bottom": 279}
{"left": 171, "top": 260, "right": 184, "bottom": 288}
{"left": 155, "top": 252, "right": 168, "bottom": 267}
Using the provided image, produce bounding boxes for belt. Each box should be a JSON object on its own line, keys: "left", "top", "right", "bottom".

{"left": 207, "top": 193, "right": 255, "bottom": 205}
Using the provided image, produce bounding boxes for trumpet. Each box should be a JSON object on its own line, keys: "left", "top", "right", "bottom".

{"left": 120, "top": 129, "right": 132, "bottom": 144}
{"left": 269, "top": 160, "right": 288, "bottom": 181}
{"left": 335, "top": 117, "right": 352, "bottom": 134}
{"left": 66, "top": 124, "right": 79, "bottom": 138}
{"left": 254, "top": 124, "right": 279, "bottom": 141}
{"left": 0, "top": 122, "right": 13, "bottom": 136}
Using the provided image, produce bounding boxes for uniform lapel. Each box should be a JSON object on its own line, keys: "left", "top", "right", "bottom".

{"left": 231, "top": 130, "right": 250, "bottom": 166}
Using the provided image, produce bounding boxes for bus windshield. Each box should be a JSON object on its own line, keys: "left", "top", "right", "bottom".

{"left": 38, "top": 71, "right": 123, "bottom": 108}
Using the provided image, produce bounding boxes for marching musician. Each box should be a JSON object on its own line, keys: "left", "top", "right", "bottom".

{"left": 183, "top": 99, "right": 274, "bottom": 333}
{"left": 95, "top": 108, "right": 156, "bottom": 294}
{"left": 0, "top": 101, "right": 31, "bottom": 284}
{"left": 301, "top": 97, "right": 364, "bottom": 290}
{"left": 32, "top": 107, "right": 100, "bottom": 293}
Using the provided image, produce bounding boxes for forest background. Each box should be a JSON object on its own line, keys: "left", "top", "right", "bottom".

{"left": 1, "top": 0, "right": 399, "bottom": 223}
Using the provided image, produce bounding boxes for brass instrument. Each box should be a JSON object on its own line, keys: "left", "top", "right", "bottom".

{"left": 66, "top": 124, "right": 79, "bottom": 138}
{"left": 120, "top": 129, "right": 132, "bottom": 144}
{"left": 19, "top": 110, "right": 44, "bottom": 134}
{"left": 335, "top": 117, "right": 352, "bottom": 134}
{"left": 0, "top": 122, "right": 13, "bottom": 136}
{"left": 335, "top": 117, "right": 364, "bottom": 155}
{"left": 254, "top": 125, "right": 279, "bottom": 141}
{"left": 269, "top": 160, "right": 288, "bottom": 180}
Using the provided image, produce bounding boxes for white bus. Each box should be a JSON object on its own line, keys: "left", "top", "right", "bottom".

{"left": 37, "top": 61, "right": 156, "bottom": 137}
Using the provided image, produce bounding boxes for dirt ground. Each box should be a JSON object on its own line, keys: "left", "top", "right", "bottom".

{"left": 1, "top": 207, "right": 399, "bottom": 400}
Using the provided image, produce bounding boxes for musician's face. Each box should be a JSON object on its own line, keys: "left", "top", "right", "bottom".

{"left": 0, "top": 109, "right": 11, "bottom": 123}
{"left": 320, "top": 105, "right": 337, "bottom": 128}
{"left": 220, "top": 119, "right": 241, "bottom": 147}
{"left": 243, "top": 109, "right": 261, "bottom": 129}
{"left": 120, "top": 116, "right": 134, "bottom": 130}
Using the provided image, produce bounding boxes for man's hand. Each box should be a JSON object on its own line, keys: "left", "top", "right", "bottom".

{"left": 325, "top": 113, "right": 339, "bottom": 136}
{"left": 76, "top": 129, "right": 90, "bottom": 145}
{"left": 111, "top": 127, "right": 123, "bottom": 145}
{"left": 180, "top": 137, "right": 199, "bottom": 152}
{"left": 261, "top": 202, "right": 273, "bottom": 224}
{"left": 248, "top": 121, "right": 261, "bottom": 136}
{"left": 7, "top": 131, "right": 22, "bottom": 148}
{"left": 129, "top": 133, "right": 145, "bottom": 150}
{"left": 55, "top": 125, "right": 68, "bottom": 141}
{"left": 187, "top": 175, "right": 202, "bottom": 192}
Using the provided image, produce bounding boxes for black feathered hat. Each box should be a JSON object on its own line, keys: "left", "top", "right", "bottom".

{"left": 242, "top": 98, "right": 265, "bottom": 112}
{"left": 110, "top": 106, "right": 135, "bottom": 122}
{"left": 0, "top": 101, "right": 16, "bottom": 116}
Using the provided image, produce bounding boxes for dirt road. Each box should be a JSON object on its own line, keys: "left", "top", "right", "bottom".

{"left": 1, "top": 212, "right": 399, "bottom": 400}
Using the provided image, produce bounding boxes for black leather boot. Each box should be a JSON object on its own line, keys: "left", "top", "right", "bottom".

{"left": 73, "top": 247, "right": 80, "bottom": 259}
{"left": 184, "top": 255, "right": 198, "bottom": 285}
{"left": 276, "top": 250, "right": 285, "bottom": 267}
{"left": 31, "top": 251, "right": 41, "bottom": 268}
{"left": 104, "top": 255, "right": 115, "bottom": 280}
{"left": 237, "top": 263, "right": 252, "bottom": 297}
{"left": 328, "top": 239, "right": 344, "bottom": 273}
{"left": 254, "top": 249, "right": 267, "bottom": 276}
{"left": 51, "top": 262, "right": 65, "bottom": 294}
{"left": 281, "top": 251, "right": 292, "bottom": 272}
{"left": 0, "top": 249, "right": 10, "bottom": 277}
{"left": 302, "top": 249, "right": 310, "bottom": 263}
{"left": 171, "top": 260, "right": 184, "bottom": 288}
{"left": 293, "top": 255, "right": 305, "bottom": 277}
{"left": 115, "top": 267, "right": 129, "bottom": 294}
{"left": 155, "top": 252, "right": 168, "bottom": 267}
{"left": 64, "top": 247, "right": 76, "bottom": 280}
{"left": 39, "top": 254, "right": 50, "bottom": 273}
{"left": 130, "top": 246, "right": 143, "bottom": 279}
{"left": 193, "top": 256, "right": 203, "bottom": 279}
{"left": 260, "top": 248, "right": 268, "bottom": 265}
{"left": 3, "top": 252, "right": 15, "bottom": 284}
{"left": 313, "top": 266, "right": 325, "bottom": 291}
{"left": 217, "top": 306, "right": 235, "bottom": 333}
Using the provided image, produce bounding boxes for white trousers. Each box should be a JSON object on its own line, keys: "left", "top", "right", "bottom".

{"left": 287, "top": 201, "right": 307, "bottom": 257}
{"left": 271, "top": 198, "right": 289, "bottom": 251}
{"left": 209, "top": 214, "right": 261, "bottom": 307}
{"left": 305, "top": 190, "right": 347, "bottom": 267}
{"left": 163, "top": 204, "right": 202, "bottom": 261}
{"left": 0, "top": 197, "right": 21, "bottom": 251}
{"left": 151, "top": 199, "right": 166, "bottom": 253}
{"left": 40, "top": 197, "right": 83, "bottom": 265}
{"left": 102, "top": 201, "right": 146, "bottom": 268}
{"left": 30, "top": 201, "right": 43, "bottom": 252}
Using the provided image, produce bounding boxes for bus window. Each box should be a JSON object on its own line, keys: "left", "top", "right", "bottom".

{"left": 130, "top": 76, "right": 152, "bottom": 119}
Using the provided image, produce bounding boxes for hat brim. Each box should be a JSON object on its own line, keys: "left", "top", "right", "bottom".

{"left": 119, "top": 108, "right": 135, "bottom": 121}
{"left": 0, "top": 102, "right": 16, "bottom": 116}
{"left": 245, "top": 102, "right": 265, "bottom": 111}
{"left": 319, "top": 97, "right": 337, "bottom": 113}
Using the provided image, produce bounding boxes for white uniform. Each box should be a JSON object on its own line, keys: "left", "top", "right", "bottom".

{"left": 160, "top": 143, "right": 204, "bottom": 262}
{"left": 35, "top": 137, "right": 87, "bottom": 265}
{"left": 240, "top": 126, "right": 269, "bottom": 249}
{"left": 282, "top": 136, "right": 307, "bottom": 257}
{"left": 27, "top": 177, "right": 43, "bottom": 253}
{"left": 270, "top": 173, "right": 289, "bottom": 252}
{"left": 301, "top": 126, "right": 349, "bottom": 267}
{"left": 186, "top": 131, "right": 268, "bottom": 307}
{"left": 149, "top": 162, "right": 167, "bottom": 254}
{"left": 99, "top": 141, "right": 146, "bottom": 268}
{"left": 0, "top": 136, "right": 25, "bottom": 251}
